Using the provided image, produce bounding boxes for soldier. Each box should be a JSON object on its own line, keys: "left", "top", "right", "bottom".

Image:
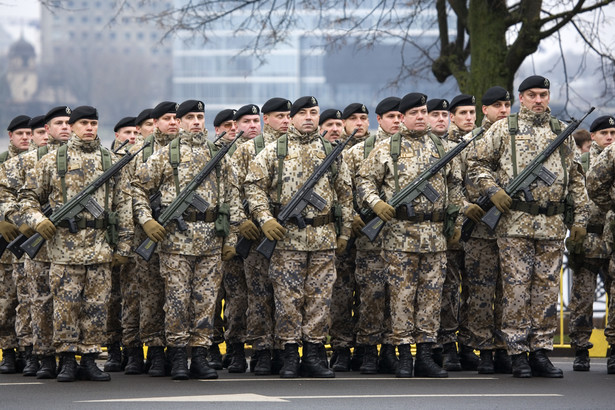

{"left": 356, "top": 92, "right": 471, "bottom": 378}
{"left": 244, "top": 96, "right": 353, "bottom": 378}
{"left": 573, "top": 129, "right": 592, "bottom": 153}
{"left": 466, "top": 75, "right": 589, "bottom": 378}
{"left": 135, "top": 108, "right": 155, "bottom": 139}
{"left": 30, "top": 116, "right": 49, "bottom": 148}
{"left": 214, "top": 109, "right": 238, "bottom": 143}
{"left": 319, "top": 109, "right": 344, "bottom": 143}
{"left": 131, "top": 99, "right": 243, "bottom": 380}
{"left": 427, "top": 99, "right": 450, "bottom": 138}
{"left": 111, "top": 117, "right": 138, "bottom": 150}
{"left": 578, "top": 115, "right": 615, "bottom": 373}
{"left": 19, "top": 106, "right": 134, "bottom": 382}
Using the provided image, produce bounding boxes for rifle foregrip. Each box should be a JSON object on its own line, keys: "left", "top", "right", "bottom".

{"left": 362, "top": 217, "right": 385, "bottom": 242}
{"left": 235, "top": 237, "right": 253, "bottom": 259}
{"left": 256, "top": 237, "right": 276, "bottom": 260}
{"left": 135, "top": 239, "right": 157, "bottom": 262}
{"left": 21, "top": 233, "right": 45, "bottom": 259}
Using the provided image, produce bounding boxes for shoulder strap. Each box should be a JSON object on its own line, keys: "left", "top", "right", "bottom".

{"left": 363, "top": 134, "right": 376, "bottom": 159}
{"left": 549, "top": 116, "right": 562, "bottom": 135}
{"left": 551, "top": 117, "right": 567, "bottom": 187}
{"left": 508, "top": 114, "right": 519, "bottom": 177}
{"left": 580, "top": 151, "right": 590, "bottom": 173}
{"left": 142, "top": 134, "right": 155, "bottom": 163}
{"left": 37, "top": 146, "right": 49, "bottom": 161}
{"left": 275, "top": 135, "right": 288, "bottom": 203}
{"left": 99, "top": 147, "right": 112, "bottom": 211}
{"left": 390, "top": 133, "right": 402, "bottom": 193}
{"left": 253, "top": 134, "right": 266, "bottom": 156}
{"left": 428, "top": 133, "right": 446, "bottom": 158}
{"left": 319, "top": 136, "right": 338, "bottom": 178}
{"left": 0, "top": 151, "right": 8, "bottom": 164}
{"left": 56, "top": 144, "right": 69, "bottom": 204}
{"left": 508, "top": 113, "right": 519, "bottom": 137}
{"left": 168, "top": 137, "right": 181, "bottom": 195}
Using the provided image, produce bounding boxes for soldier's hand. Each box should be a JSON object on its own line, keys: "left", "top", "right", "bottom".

{"left": 239, "top": 220, "right": 260, "bottom": 241}
{"left": 373, "top": 200, "right": 395, "bottom": 222}
{"left": 351, "top": 215, "right": 365, "bottom": 237}
{"left": 222, "top": 245, "right": 237, "bottom": 261}
{"left": 261, "top": 219, "right": 286, "bottom": 241}
{"left": 464, "top": 204, "right": 485, "bottom": 224}
{"left": 569, "top": 226, "right": 587, "bottom": 243}
{"left": 335, "top": 237, "right": 348, "bottom": 255}
{"left": 143, "top": 219, "right": 166, "bottom": 242}
{"left": 35, "top": 219, "right": 56, "bottom": 241}
{"left": 0, "top": 221, "right": 19, "bottom": 242}
{"left": 447, "top": 227, "right": 461, "bottom": 247}
{"left": 490, "top": 189, "right": 512, "bottom": 214}
{"left": 18, "top": 223, "right": 36, "bottom": 238}
{"left": 111, "top": 254, "right": 129, "bottom": 268}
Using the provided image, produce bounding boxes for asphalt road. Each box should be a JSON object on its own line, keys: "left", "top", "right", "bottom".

{"left": 0, "top": 357, "right": 612, "bottom": 410}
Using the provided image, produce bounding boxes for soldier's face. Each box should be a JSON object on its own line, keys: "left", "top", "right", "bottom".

{"left": 71, "top": 119, "right": 98, "bottom": 141}
{"left": 263, "top": 112, "right": 290, "bottom": 133}
{"left": 9, "top": 128, "right": 32, "bottom": 150}
{"left": 115, "top": 126, "right": 139, "bottom": 144}
{"left": 344, "top": 113, "right": 369, "bottom": 137}
{"left": 236, "top": 115, "right": 261, "bottom": 139}
{"left": 403, "top": 106, "right": 428, "bottom": 131}
{"left": 320, "top": 119, "right": 343, "bottom": 142}
{"left": 179, "top": 112, "right": 205, "bottom": 134}
{"left": 482, "top": 100, "right": 511, "bottom": 123}
{"left": 31, "top": 127, "right": 48, "bottom": 147}
{"left": 215, "top": 120, "right": 237, "bottom": 141}
{"left": 155, "top": 113, "right": 179, "bottom": 135}
{"left": 450, "top": 106, "right": 476, "bottom": 133}
{"left": 377, "top": 111, "right": 402, "bottom": 135}
{"left": 519, "top": 88, "right": 550, "bottom": 113}
{"left": 137, "top": 119, "right": 155, "bottom": 137}
{"left": 591, "top": 128, "right": 615, "bottom": 149}
{"left": 427, "top": 110, "right": 449, "bottom": 135}
{"left": 46, "top": 116, "right": 71, "bottom": 142}
{"left": 292, "top": 107, "right": 319, "bottom": 133}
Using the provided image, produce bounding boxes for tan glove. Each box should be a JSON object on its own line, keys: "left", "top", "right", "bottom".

{"left": 222, "top": 245, "right": 237, "bottom": 261}
{"left": 261, "top": 219, "right": 286, "bottom": 241}
{"left": 335, "top": 238, "right": 348, "bottom": 256}
{"left": 351, "top": 215, "right": 365, "bottom": 237}
{"left": 0, "top": 221, "right": 19, "bottom": 242}
{"left": 490, "top": 189, "right": 512, "bottom": 214}
{"left": 569, "top": 226, "right": 587, "bottom": 243}
{"left": 239, "top": 220, "right": 260, "bottom": 241}
{"left": 35, "top": 219, "right": 56, "bottom": 241}
{"left": 447, "top": 227, "right": 461, "bottom": 247}
{"left": 18, "top": 223, "right": 36, "bottom": 238}
{"left": 373, "top": 200, "right": 395, "bottom": 222}
{"left": 143, "top": 219, "right": 166, "bottom": 242}
{"left": 464, "top": 204, "right": 485, "bottom": 224}
{"left": 111, "top": 254, "right": 129, "bottom": 268}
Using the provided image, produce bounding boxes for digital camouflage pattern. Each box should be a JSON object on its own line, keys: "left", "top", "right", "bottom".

{"left": 0, "top": 263, "right": 17, "bottom": 348}
{"left": 354, "top": 249, "right": 390, "bottom": 345}
{"left": 12, "top": 262, "right": 32, "bottom": 348}
{"left": 243, "top": 249, "right": 275, "bottom": 350}
{"left": 24, "top": 259, "right": 54, "bottom": 355}
{"left": 222, "top": 256, "right": 247, "bottom": 344}
{"left": 329, "top": 246, "right": 357, "bottom": 349}
{"left": 119, "top": 258, "right": 141, "bottom": 347}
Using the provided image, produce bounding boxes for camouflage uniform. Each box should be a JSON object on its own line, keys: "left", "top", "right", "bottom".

{"left": 244, "top": 125, "right": 353, "bottom": 345}
{"left": 131, "top": 129, "right": 242, "bottom": 348}
{"left": 19, "top": 135, "right": 133, "bottom": 354}
{"left": 467, "top": 106, "right": 590, "bottom": 355}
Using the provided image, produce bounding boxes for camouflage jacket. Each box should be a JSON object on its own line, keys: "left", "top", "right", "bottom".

{"left": 18, "top": 135, "right": 133, "bottom": 264}
{"left": 243, "top": 125, "right": 353, "bottom": 251}
{"left": 585, "top": 142, "right": 615, "bottom": 258}
{"left": 356, "top": 126, "right": 466, "bottom": 253}
{"left": 131, "top": 129, "right": 243, "bottom": 256}
{"left": 467, "top": 106, "right": 589, "bottom": 240}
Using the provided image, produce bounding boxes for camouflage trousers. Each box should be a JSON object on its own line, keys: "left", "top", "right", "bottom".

{"left": 106, "top": 264, "right": 122, "bottom": 345}
{"left": 498, "top": 237, "right": 563, "bottom": 355}
{"left": 120, "top": 257, "right": 141, "bottom": 347}
{"left": 605, "top": 258, "right": 615, "bottom": 345}
{"left": 222, "top": 256, "right": 247, "bottom": 344}
{"left": 0, "top": 262, "right": 17, "bottom": 348}
{"left": 438, "top": 249, "right": 464, "bottom": 346}
{"left": 354, "top": 249, "right": 390, "bottom": 346}
{"left": 244, "top": 248, "right": 274, "bottom": 350}
{"left": 49, "top": 263, "right": 111, "bottom": 354}
{"left": 159, "top": 252, "right": 222, "bottom": 347}
{"left": 24, "top": 259, "right": 54, "bottom": 356}
{"left": 13, "top": 262, "right": 32, "bottom": 348}
{"left": 329, "top": 245, "right": 358, "bottom": 348}
{"left": 569, "top": 257, "right": 610, "bottom": 349}
{"left": 212, "top": 287, "right": 225, "bottom": 345}
{"left": 381, "top": 250, "right": 446, "bottom": 345}
{"left": 135, "top": 253, "right": 165, "bottom": 346}
{"left": 269, "top": 249, "right": 336, "bottom": 345}
{"left": 458, "top": 237, "right": 506, "bottom": 350}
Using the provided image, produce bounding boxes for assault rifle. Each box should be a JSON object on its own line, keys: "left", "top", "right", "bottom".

{"left": 20, "top": 142, "right": 151, "bottom": 259}
{"left": 135, "top": 131, "right": 242, "bottom": 262}
{"left": 255, "top": 129, "right": 356, "bottom": 260}
{"left": 361, "top": 129, "right": 483, "bottom": 242}
{"left": 480, "top": 107, "right": 594, "bottom": 232}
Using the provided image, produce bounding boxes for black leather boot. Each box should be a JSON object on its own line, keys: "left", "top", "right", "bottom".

{"left": 279, "top": 343, "right": 300, "bottom": 378}
{"left": 147, "top": 346, "right": 166, "bottom": 377}
{"left": 572, "top": 348, "right": 590, "bottom": 371}
{"left": 331, "top": 347, "right": 351, "bottom": 372}
{"left": 222, "top": 343, "right": 233, "bottom": 368}
{"left": 378, "top": 344, "right": 398, "bottom": 374}
{"left": 252, "top": 349, "right": 272, "bottom": 376}
{"left": 608, "top": 344, "right": 615, "bottom": 374}
{"left": 529, "top": 349, "right": 563, "bottom": 378}
{"left": 271, "top": 349, "right": 284, "bottom": 375}
{"left": 57, "top": 353, "right": 77, "bottom": 382}
{"left": 227, "top": 343, "right": 247, "bottom": 373}
{"left": 22, "top": 345, "right": 39, "bottom": 376}
{"left": 169, "top": 347, "right": 189, "bottom": 380}
{"left": 318, "top": 343, "right": 328, "bottom": 369}
{"left": 0, "top": 348, "right": 16, "bottom": 374}
{"left": 493, "top": 348, "right": 512, "bottom": 373}
{"left": 103, "top": 342, "right": 122, "bottom": 372}
{"left": 477, "top": 350, "right": 494, "bottom": 374}
{"left": 360, "top": 345, "right": 378, "bottom": 374}
{"left": 207, "top": 343, "right": 223, "bottom": 370}
{"left": 395, "top": 344, "right": 413, "bottom": 378}
{"left": 511, "top": 352, "right": 532, "bottom": 378}
{"left": 350, "top": 345, "right": 364, "bottom": 371}
{"left": 301, "top": 341, "right": 334, "bottom": 378}
{"left": 124, "top": 346, "right": 144, "bottom": 375}
{"left": 190, "top": 347, "right": 218, "bottom": 379}
{"left": 414, "top": 343, "right": 448, "bottom": 378}
{"left": 459, "top": 344, "right": 480, "bottom": 371}
{"left": 79, "top": 353, "right": 111, "bottom": 381}
{"left": 432, "top": 347, "right": 443, "bottom": 367}
{"left": 442, "top": 342, "right": 461, "bottom": 371}
{"left": 36, "top": 355, "right": 57, "bottom": 379}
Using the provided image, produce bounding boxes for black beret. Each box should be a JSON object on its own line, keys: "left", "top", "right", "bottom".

{"left": 426, "top": 98, "right": 449, "bottom": 113}
{"left": 44, "top": 106, "right": 71, "bottom": 124}
{"left": 341, "top": 103, "right": 369, "bottom": 119}
{"left": 233, "top": 104, "right": 260, "bottom": 121}
{"left": 28, "top": 115, "right": 46, "bottom": 130}
{"left": 448, "top": 94, "right": 476, "bottom": 113}
{"left": 214, "top": 109, "right": 237, "bottom": 127}
{"left": 176, "top": 100, "right": 205, "bottom": 119}
{"left": 114, "top": 116, "right": 137, "bottom": 132}
{"left": 375, "top": 97, "right": 401, "bottom": 116}
{"left": 319, "top": 109, "right": 342, "bottom": 125}
{"left": 262, "top": 98, "right": 292, "bottom": 114}
{"left": 399, "top": 93, "right": 427, "bottom": 114}
{"left": 68, "top": 106, "right": 98, "bottom": 124}
{"left": 151, "top": 101, "right": 177, "bottom": 119}
{"left": 135, "top": 108, "right": 153, "bottom": 126}
{"left": 481, "top": 86, "right": 511, "bottom": 106}
{"left": 518, "top": 75, "right": 550, "bottom": 92}
{"left": 7, "top": 115, "right": 31, "bottom": 132}
{"left": 590, "top": 115, "right": 615, "bottom": 133}
{"left": 290, "top": 96, "right": 318, "bottom": 117}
